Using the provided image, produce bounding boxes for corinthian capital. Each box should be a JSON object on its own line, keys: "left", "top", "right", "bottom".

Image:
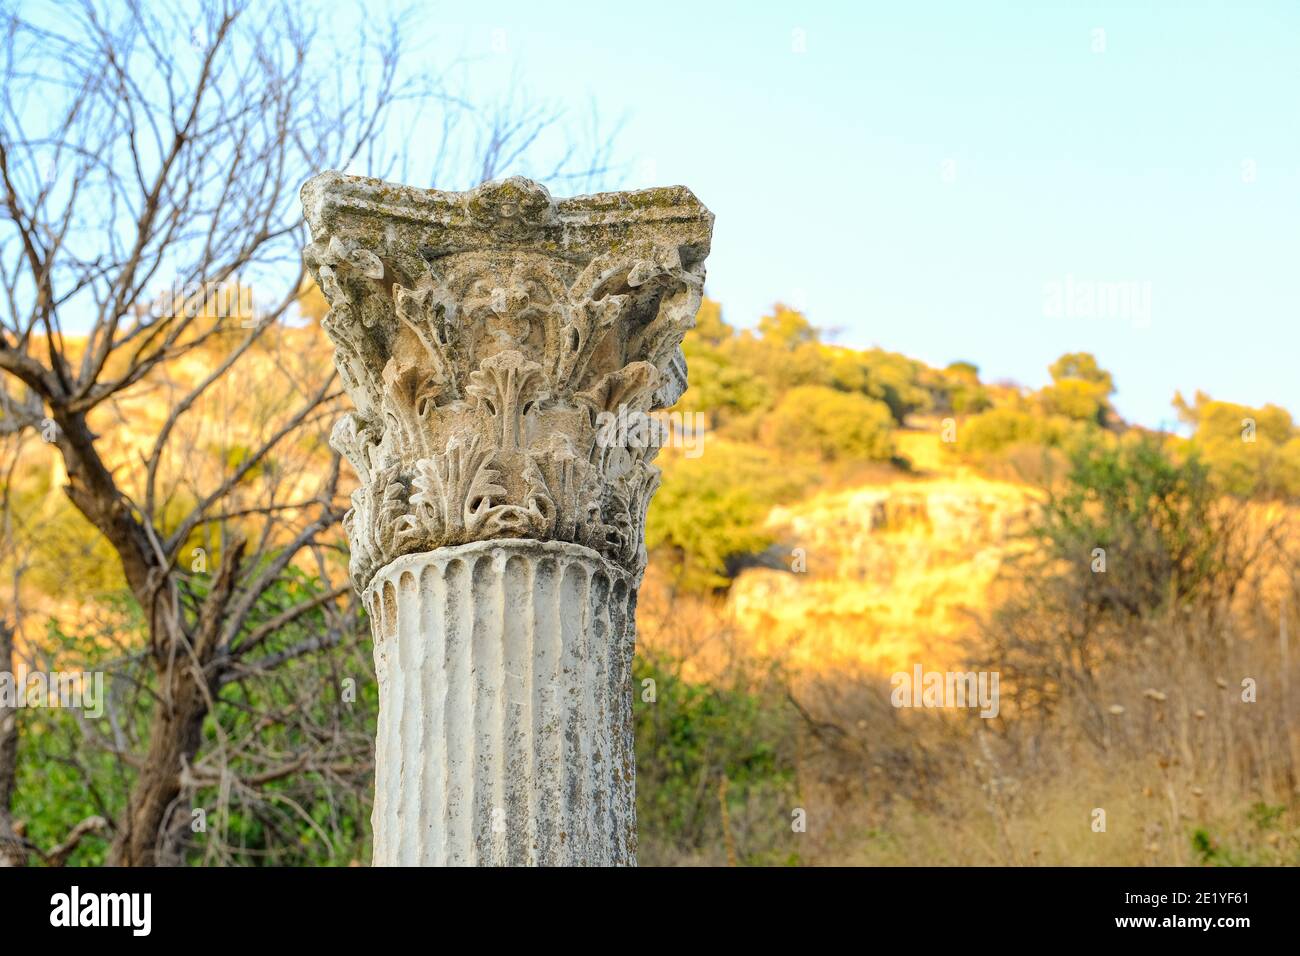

{"left": 302, "top": 173, "right": 714, "bottom": 591}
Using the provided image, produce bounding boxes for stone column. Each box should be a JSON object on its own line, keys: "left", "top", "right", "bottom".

{"left": 301, "top": 173, "right": 713, "bottom": 866}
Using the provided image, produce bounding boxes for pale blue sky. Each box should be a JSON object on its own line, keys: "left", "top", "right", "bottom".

{"left": 27, "top": 0, "right": 1292, "bottom": 429}
{"left": 401, "top": 0, "right": 1298, "bottom": 429}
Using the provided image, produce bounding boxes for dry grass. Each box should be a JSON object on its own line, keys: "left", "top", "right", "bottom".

{"left": 637, "top": 509, "right": 1300, "bottom": 866}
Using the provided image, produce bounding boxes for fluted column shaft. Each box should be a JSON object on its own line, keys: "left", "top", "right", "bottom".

{"left": 365, "top": 540, "right": 636, "bottom": 865}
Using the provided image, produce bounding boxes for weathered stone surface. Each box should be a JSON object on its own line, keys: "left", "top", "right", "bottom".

{"left": 302, "top": 173, "right": 714, "bottom": 590}
{"left": 303, "top": 172, "right": 712, "bottom": 866}
{"left": 366, "top": 539, "right": 636, "bottom": 865}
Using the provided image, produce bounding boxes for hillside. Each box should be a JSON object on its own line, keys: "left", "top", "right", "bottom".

{"left": 15, "top": 302, "right": 1300, "bottom": 678}
{"left": 7, "top": 297, "right": 1300, "bottom": 868}
{"left": 728, "top": 436, "right": 1034, "bottom": 675}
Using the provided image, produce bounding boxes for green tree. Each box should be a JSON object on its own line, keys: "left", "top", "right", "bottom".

{"left": 1048, "top": 352, "right": 1114, "bottom": 390}
{"left": 868, "top": 349, "right": 932, "bottom": 423}
{"left": 729, "top": 305, "right": 830, "bottom": 393}
{"left": 762, "top": 385, "right": 896, "bottom": 462}
{"left": 976, "top": 433, "right": 1236, "bottom": 726}
{"left": 1035, "top": 433, "right": 1224, "bottom": 616}
{"left": 939, "top": 361, "right": 992, "bottom": 414}
{"left": 646, "top": 444, "right": 805, "bottom": 591}
{"left": 691, "top": 298, "right": 733, "bottom": 347}
{"left": 756, "top": 304, "right": 819, "bottom": 349}
{"left": 1173, "top": 391, "right": 1300, "bottom": 498}
{"left": 1037, "top": 352, "right": 1115, "bottom": 425}
{"left": 677, "top": 302, "right": 771, "bottom": 423}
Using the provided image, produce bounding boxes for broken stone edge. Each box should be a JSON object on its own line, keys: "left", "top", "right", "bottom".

{"left": 301, "top": 171, "right": 714, "bottom": 262}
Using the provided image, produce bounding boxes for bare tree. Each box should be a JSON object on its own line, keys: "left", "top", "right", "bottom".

{"left": 0, "top": 0, "right": 618, "bottom": 865}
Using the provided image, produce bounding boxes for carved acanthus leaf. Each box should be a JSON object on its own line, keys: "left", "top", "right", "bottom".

{"left": 523, "top": 432, "right": 607, "bottom": 548}
{"left": 576, "top": 361, "right": 659, "bottom": 417}
{"left": 604, "top": 459, "right": 661, "bottom": 571}
{"left": 344, "top": 462, "right": 410, "bottom": 589}
{"left": 330, "top": 413, "right": 380, "bottom": 484}
{"left": 465, "top": 351, "right": 547, "bottom": 453}
{"left": 394, "top": 276, "right": 460, "bottom": 398}
{"left": 403, "top": 433, "right": 529, "bottom": 546}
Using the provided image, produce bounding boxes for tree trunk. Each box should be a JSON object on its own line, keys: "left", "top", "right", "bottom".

{"left": 107, "top": 667, "right": 210, "bottom": 866}
{"left": 106, "top": 540, "right": 244, "bottom": 866}
{"left": 52, "top": 409, "right": 158, "bottom": 599}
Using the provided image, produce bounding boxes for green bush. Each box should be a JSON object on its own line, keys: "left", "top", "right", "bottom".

{"left": 957, "top": 406, "right": 1073, "bottom": 456}
{"left": 1037, "top": 377, "right": 1110, "bottom": 424}
{"left": 646, "top": 443, "right": 806, "bottom": 591}
{"left": 634, "top": 652, "right": 800, "bottom": 866}
{"left": 1174, "top": 391, "right": 1300, "bottom": 499}
{"left": 1035, "top": 352, "right": 1116, "bottom": 426}
{"left": 762, "top": 385, "right": 896, "bottom": 462}
{"left": 13, "top": 572, "right": 375, "bottom": 867}
{"left": 677, "top": 343, "right": 771, "bottom": 423}
{"left": 828, "top": 347, "right": 932, "bottom": 424}
{"left": 1034, "top": 432, "right": 1224, "bottom": 617}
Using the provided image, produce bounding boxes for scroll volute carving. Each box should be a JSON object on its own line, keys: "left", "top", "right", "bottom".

{"left": 302, "top": 173, "right": 713, "bottom": 590}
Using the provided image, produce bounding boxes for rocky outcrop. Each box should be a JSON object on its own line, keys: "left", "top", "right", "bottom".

{"left": 728, "top": 476, "right": 1035, "bottom": 674}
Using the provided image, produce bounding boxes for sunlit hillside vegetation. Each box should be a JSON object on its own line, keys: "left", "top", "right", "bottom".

{"left": 649, "top": 299, "right": 1300, "bottom": 595}
{"left": 638, "top": 301, "right": 1300, "bottom": 865}
{"left": 4, "top": 299, "right": 1299, "bottom": 866}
